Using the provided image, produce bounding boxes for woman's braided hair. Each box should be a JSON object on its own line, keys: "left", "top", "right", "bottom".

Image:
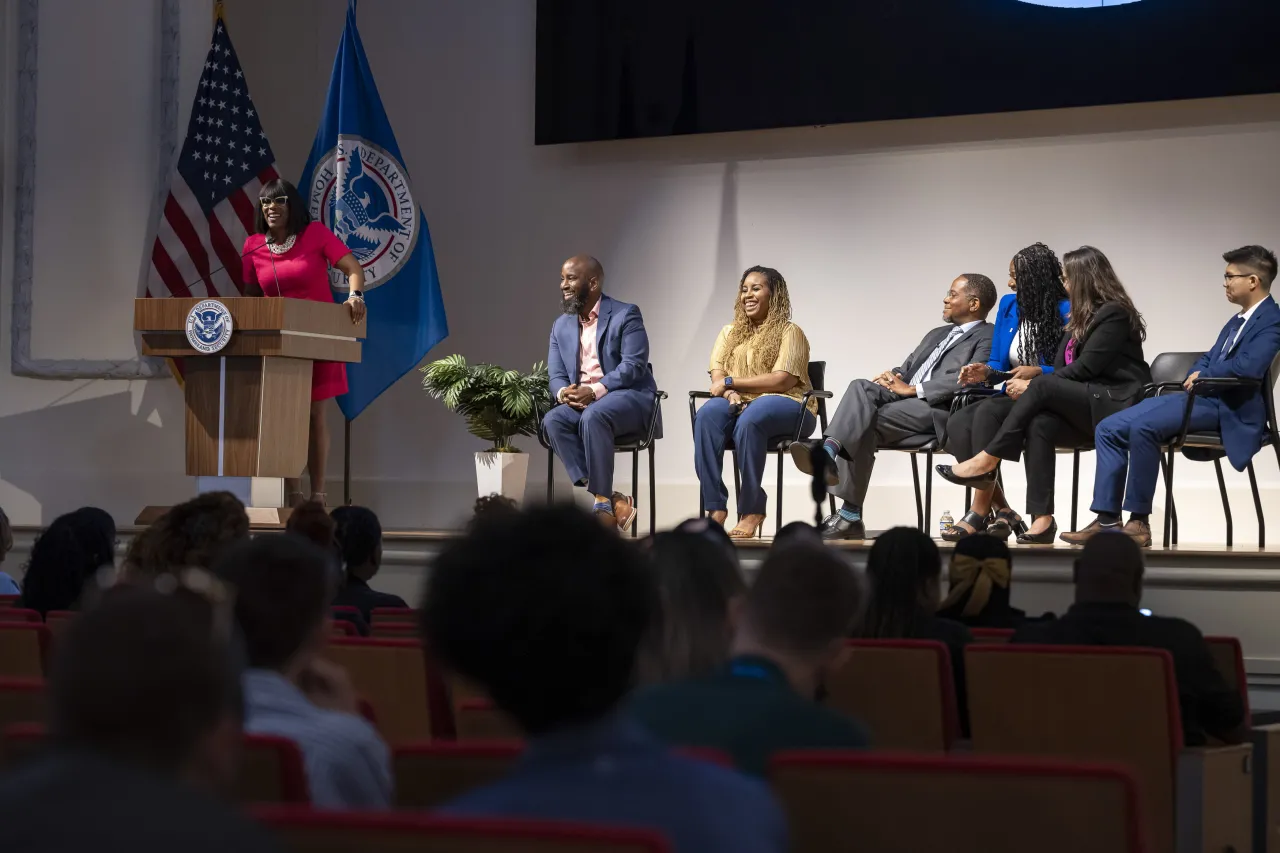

{"left": 1013, "top": 243, "right": 1068, "bottom": 367}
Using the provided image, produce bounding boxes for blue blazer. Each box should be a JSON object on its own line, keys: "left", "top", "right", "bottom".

{"left": 548, "top": 295, "right": 657, "bottom": 400}
{"left": 1188, "top": 296, "right": 1280, "bottom": 471}
{"left": 986, "top": 293, "right": 1072, "bottom": 373}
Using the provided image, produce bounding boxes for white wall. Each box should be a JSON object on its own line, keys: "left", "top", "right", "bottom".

{"left": 4, "top": 0, "right": 1280, "bottom": 537}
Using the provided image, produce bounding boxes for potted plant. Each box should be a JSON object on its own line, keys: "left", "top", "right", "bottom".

{"left": 421, "top": 355, "right": 551, "bottom": 505}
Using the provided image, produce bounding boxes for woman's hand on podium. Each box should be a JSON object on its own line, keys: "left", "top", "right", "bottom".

{"left": 345, "top": 292, "right": 367, "bottom": 325}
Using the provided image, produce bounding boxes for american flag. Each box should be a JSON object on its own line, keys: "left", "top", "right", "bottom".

{"left": 146, "top": 14, "right": 278, "bottom": 301}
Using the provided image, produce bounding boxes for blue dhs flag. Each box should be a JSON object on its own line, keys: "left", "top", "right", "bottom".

{"left": 300, "top": 0, "right": 448, "bottom": 420}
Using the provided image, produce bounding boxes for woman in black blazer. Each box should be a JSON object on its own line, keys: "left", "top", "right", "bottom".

{"left": 939, "top": 246, "right": 1151, "bottom": 543}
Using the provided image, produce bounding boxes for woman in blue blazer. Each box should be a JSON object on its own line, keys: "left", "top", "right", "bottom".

{"left": 942, "top": 243, "right": 1070, "bottom": 541}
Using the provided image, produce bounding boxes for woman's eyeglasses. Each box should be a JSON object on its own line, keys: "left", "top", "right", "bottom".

{"left": 260, "top": 196, "right": 289, "bottom": 209}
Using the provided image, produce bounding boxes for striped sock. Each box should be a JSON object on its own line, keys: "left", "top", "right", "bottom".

{"left": 838, "top": 503, "right": 861, "bottom": 523}
{"left": 822, "top": 438, "right": 842, "bottom": 461}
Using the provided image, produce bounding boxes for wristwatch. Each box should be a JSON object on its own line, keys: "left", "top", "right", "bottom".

{"left": 723, "top": 376, "right": 734, "bottom": 389}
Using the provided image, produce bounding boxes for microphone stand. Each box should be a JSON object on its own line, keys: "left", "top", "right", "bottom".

{"left": 809, "top": 444, "right": 828, "bottom": 529}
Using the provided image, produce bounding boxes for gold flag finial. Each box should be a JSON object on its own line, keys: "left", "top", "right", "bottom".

{"left": 214, "top": 1, "right": 225, "bottom": 23}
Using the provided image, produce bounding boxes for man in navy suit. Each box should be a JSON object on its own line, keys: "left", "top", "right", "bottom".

{"left": 543, "top": 255, "right": 658, "bottom": 531}
{"left": 1065, "top": 246, "right": 1280, "bottom": 546}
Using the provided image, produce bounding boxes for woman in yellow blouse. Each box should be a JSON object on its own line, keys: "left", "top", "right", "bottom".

{"left": 694, "top": 266, "right": 816, "bottom": 538}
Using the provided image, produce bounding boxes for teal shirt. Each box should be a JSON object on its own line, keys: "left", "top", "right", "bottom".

{"left": 628, "top": 655, "right": 871, "bottom": 778}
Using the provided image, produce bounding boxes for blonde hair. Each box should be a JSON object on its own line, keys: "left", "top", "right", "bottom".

{"left": 722, "top": 266, "right": 793, "bottom": 376}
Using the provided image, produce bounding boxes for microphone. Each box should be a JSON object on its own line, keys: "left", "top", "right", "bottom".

{"left": 263, "top": 234, "right": 285, "bottom": 299}
{"left": 174, "top": 237, "right": 278, "bottom": 299}
{"left": 809, "top": 444, "right": 829, "bottom": 528}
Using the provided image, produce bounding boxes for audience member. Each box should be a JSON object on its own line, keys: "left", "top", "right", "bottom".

{"left": 0, "top": 507, "right": 20, "bottom": 594}
{"left": 214, "top": 535, "right": 392, "bottom": 809}
{"left": 672, "top": 516, "right": 738, "bottom": 564}
{"left": 855, "top": 526, "right": 972, "bottom": 729}
{"left": 631, "top": 543, "right": 870, "bottom": 776}
{"left": 20, "top": 507, "right": 116, "bottom": 615}
{"left": 423, "top": 505, "right": 787, "bottom": 853}
{"left": 773, "top": 520, "right": 823, "bottom": 548}
{"left": 287, "top": 500, "right": 338, "bottom": 552}
{"left": 470, "top": 493, "right": 518, "bottom": 526}
{"left": 1012, "top": 532, "right": 1245, "bottom": 745}
{"left": 936, "top": 534, "right": 1028, "bottom": 628}
{"left": 121, "top": 491, "right": 249, "bottom": 580}
{"left": 0, "top": 585, "right": 277, "bottom": 852}
{"left": 635, "top": 530, "right": 747, "bottom": 685}
{"left": 331, "top": 505, "right": 407, "bottom": 622}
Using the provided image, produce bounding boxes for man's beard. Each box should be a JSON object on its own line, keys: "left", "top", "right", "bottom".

{"left": 561, "top": 291, "right": 586, "bottom": 316}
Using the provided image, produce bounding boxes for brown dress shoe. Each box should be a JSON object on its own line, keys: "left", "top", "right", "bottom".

{"left": 1060, "top": 518, "right": 1107, "bottom": 545}
{"left": 1123, "top": 518, "right": 1152, "bottom": 548}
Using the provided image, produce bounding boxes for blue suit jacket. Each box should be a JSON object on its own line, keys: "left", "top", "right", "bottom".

{"left": 1188, "top": 296, "right": 1280, "bottom": 470}
{"left": 548, "top": 294, "right": 657, "bottom": 400}
{"left": 987, "top": 293, "right": 1072, "bottom": 373}
{"left": 441, "top": 716, "right": 787, "bottom": 853}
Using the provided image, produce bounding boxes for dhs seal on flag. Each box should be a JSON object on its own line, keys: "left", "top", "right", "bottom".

{"left": 308, "top": 136, "right": 418, "bottom": 293}
{"left": 185, "top": 300, "right": 234, "bottom": 354}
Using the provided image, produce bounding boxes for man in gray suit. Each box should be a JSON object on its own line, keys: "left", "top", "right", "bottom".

{"left": 791, "top": 274, "right": 997, "bottom": 539}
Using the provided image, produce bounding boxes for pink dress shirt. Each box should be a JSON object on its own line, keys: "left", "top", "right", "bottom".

{"left": 563, "top": 304, "right": 609, "bottom": 401}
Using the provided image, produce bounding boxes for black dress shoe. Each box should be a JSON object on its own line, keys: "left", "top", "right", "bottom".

{"left": 821, "top": 515, "right": 865, "bottom": 541}
{"left": 935, "top": 464, "right": 997, "bottom": 488}
{"left": 1016, "top": 518, "right": 1058, "bottom": 545}
{"left": 789, "top": 441, "right": 839, "bottom": 486}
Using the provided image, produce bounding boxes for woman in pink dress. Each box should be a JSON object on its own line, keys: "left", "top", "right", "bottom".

{"left": 243, "top": 178, "right": 367, "bottom": 507}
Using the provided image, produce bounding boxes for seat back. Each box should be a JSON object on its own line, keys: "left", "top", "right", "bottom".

{"left": 771, "top": 751, "right": 1142, "bottom": 853}
{"left": 1204, "top": 635, "right": 1250, "bottom": 723}
{"left": 43, "top": 611, "right": 77, "bottom": 637}
{"left": 808, "top": 361, "right": 829, "bottom": 427}
{"left": 0, "top": 596, "right": 18, "bottom": 608}
{"left": 371, "top": 607, "right": 417, "bottom": 626}
{"left": 970, "top": 628, "right": 1014, "bottom": 644}
{"left": 393, "top": 741, "right": 522, "bottom": 808}
{"left": 239, "top": 734, "right": 310, "bottom": 804}
{"left": 2, "top": 722, "right": 46, "bottom": 764}
{"left": 372, "top": 623, "right": 419, "bottom": 639}
{"left": 825, "top": 640, "right": 959, "bottom": 752}
{"left": 0, "top": 624, "right": 50, "bottom": 678}
{"left": 325, "top": 639, "right": 432, "bottom": 745}
{"left": 1264, "top": 351, "right": 1280, "bottom": 446}
{"left": 966, "top": 645, "right": 1179, "bottom": 853}
{"left": 455, "top": 698, "right": 522, "bottom": 742}
{"left": 0, "top": 609, "right": 42, "bottom": 624}
{"left": 0, "top": 678, "right": 46, "bottom": 734}
{"left": 330, "top": 619, "right": 359, "bottom": 637}
{"left": 1148, "top": 352, "right": 1204, "bottom": 388}
{"left": 254, "top": 807, "right": 671, "bottom": 853}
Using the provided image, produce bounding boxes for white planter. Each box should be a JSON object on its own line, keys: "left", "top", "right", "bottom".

{"left": 475, "top": 451, "right": 530, "bottom": 505}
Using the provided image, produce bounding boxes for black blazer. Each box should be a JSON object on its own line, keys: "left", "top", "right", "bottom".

{"left": 1053, "top": 302, "right": 1152, "bottom": 427}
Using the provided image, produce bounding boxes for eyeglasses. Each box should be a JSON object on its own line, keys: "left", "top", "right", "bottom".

{"left": 260, "top": 196, "right": 289, "bottom": 209}
{"left": 1225, "top": 273, "right": 1254, "bottom": 282}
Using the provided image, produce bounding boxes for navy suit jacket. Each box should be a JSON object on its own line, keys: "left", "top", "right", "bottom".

{"left": 1188, "top": 295, "right": 1280, "bottom": 470}
{"left": 986, "top": 293, "right": 1072, "bottom": 374}
{"left": 548, "top": 294, "right": 657, "bottom": 400}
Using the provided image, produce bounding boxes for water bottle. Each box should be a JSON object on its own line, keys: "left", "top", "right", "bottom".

{"left": 939, "top": 510, "right": 954, "bottom": 538}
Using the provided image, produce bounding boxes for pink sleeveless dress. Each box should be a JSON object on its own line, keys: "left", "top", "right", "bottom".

{"left": 242, "top": 222, "right": 353, "bottom": 401}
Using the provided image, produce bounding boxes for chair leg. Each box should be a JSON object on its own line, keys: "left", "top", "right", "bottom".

{"left": 965, "top": 486, "right": 972, "bottom": 512}
{"left": 1071, "top": 450, "right": 1080, "bottom": 533}
{"left": 649, "top": 445, "right": 657, "bottom": 537}
{"left": 1163, "top": 450, "right": 1175, "bottom": 549}
{"left": 732, "top": 450, "right": 741, "bottom": 520}
{"left": 546, "top": 448, "right": 555, "bottom": 504}
{"left": 1248, "top": 462, "right": 1264, "bottom": 549}
{"left": 924, "top": 450, "right": 934, "bottom": 537}
{"left": 631, "top": 449, "right": 640, "bottom": 540}
{"left": 910, "top": 453, "right": 924, "bottom": 532}
{"left": 1213, "top": 458, "right": 1233, "bottom": 547}
{"left": 776, "top": 453, "right": 784, "bottom": 537}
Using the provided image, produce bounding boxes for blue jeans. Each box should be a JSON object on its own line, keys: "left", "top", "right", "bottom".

{"left": 1092, "top": 392, "right": 1223, "bottom": 515}
{"left": 694, "top": 395, "right": 816, "bottom": 515}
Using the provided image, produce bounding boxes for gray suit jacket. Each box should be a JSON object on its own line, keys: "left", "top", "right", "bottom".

{"left": 894, "top": 321, "right": 994, "bottom": 442}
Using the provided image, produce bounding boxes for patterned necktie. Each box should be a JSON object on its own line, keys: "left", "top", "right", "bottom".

{"left": 910, "top": 326, "right": 963, "bottom": 387}
{"left": 1217, "top": 315, "right": 1246, "bottom": 362}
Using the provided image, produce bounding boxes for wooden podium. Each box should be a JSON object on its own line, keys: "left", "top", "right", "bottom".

{"left": 134, "top": 297, "right": 365, "bottom": 525}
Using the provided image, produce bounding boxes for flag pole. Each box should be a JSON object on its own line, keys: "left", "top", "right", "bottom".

{"left": 343, "top": 418, "right": 353, "bottom": 505}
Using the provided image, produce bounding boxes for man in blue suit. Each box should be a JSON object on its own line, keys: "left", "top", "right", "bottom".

{"left": 1065, "top": 246, "right": 1280, "bottom": 546}
{"left": 543, "top": 255, "right": 658, "bottom": 531}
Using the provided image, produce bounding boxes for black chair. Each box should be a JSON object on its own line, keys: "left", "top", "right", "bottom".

{"left": 538, "top": 374, "right": 668, "bottom": 539}
{"left": 947, "top": 387, "right": 1091, "bottom": 533}
{"left": 1145, "top": 351, "right": 1280, "bottom": 548}
{"left": 689, "top": 360, "right": 836, "bottom": 536}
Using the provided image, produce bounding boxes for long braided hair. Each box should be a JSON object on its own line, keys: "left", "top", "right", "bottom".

{"left": 1012, "top": 243, "right": 1068, "bottom": 367}
{"left": 722, "top": 266, "right": 793, "bottom": 376}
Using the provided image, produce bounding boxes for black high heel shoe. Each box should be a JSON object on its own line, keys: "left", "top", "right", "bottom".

{"left": 936, "top": 464, "right": 998, "bottom": 488}
{"left": 987, "top": 509, "right": 1028, "bottom": 542}
{"left": 941, "top": 510, "right": 991, "bottom": 542}
{"left": 1016, "top": 517, "right": 1058, "bottom": 545}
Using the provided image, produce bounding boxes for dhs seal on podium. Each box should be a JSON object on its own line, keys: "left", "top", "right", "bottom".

{"left": 185, "top": 300, "right": 234, "bottom": 354}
